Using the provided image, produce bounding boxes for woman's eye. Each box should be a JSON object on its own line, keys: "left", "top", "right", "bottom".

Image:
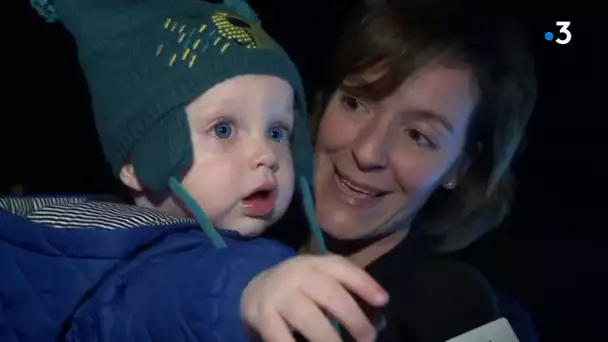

{"left": 406, "top": 129, "right": 437, "bottom": 149}
{"left": 341, "top": 95, "right": 364, "bottom": 112}
{"left": 268, "top": 126, "right": 289, "bottom": 143}
{"left": 212, "top": 122, "right": 235, "bottom": 139}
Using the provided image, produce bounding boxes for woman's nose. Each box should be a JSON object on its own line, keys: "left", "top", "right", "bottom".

{"left": 351, "top": 118, "right": 389, "bottom": 171}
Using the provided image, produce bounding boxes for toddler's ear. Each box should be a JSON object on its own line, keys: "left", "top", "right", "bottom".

{"left": 119, "top": 164, "right": 145, "bottom": 191}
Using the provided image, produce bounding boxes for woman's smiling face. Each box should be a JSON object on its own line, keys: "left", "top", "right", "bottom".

{"left": 314, "top": 65, "right": 478, "bottom": 239}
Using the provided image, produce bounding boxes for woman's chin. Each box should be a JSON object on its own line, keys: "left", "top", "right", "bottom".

{"left": 317, "top": 210, "right": 370, "bottom": 240}
{"left": 328, "top": 228, "right": 365, "bottom": 240}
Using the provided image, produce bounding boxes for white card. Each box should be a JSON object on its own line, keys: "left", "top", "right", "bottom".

{"left": 446, "top": 318, "right": 520, "bottom": 342}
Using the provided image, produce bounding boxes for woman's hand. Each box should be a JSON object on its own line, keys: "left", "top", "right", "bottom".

{"left": 241, "top": 254, "right": 388, "bottom": 342}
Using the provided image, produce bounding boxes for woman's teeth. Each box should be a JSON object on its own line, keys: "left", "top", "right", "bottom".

{"left": 336, "top": 174, "right": 379, "bottom": 197}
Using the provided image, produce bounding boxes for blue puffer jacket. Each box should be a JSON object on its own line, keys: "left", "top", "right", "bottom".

{"left": 0, "top": 196, "right": 295, "bottom": 342}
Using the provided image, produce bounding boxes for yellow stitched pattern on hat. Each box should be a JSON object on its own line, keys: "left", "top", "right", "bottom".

{"left": 169, "top": 54, "right": 177, "bottom": 66}
{"left": 193, "top": 39, "right": 201, "bottom": 49}
{"left": 189, "top": 54, "right": 197, "bottom": 68}
{"left": 182, "top": 48, "right": 191, "bottom": 60}
{"left": 158, "top": 18, "right": 201, "bottom": 67}
{"left": 157, "top": 12, "right": 274, "bottom": 68}
{"left": 212, "top": 12, "right": 259, "bottom": 49}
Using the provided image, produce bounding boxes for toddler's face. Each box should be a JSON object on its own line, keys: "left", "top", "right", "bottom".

{"left": 179, "top": 74, "right": 295, "bottom": 237}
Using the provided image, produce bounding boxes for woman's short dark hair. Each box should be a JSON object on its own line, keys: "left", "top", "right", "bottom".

{"left": 310, "top": 0, "right": 537, "bottom": 252}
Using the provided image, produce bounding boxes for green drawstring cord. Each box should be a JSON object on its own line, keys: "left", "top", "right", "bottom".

{"left": 298, "top": 176, "right": 328, "bottom": 254}
{"left": 169, "top": 175, "right": 339, "bottom": 333}
{"left": 168, "top": 175, "right": 327, "bottom": 253}
{"left": 299, "top": 176, "right": 341, "bottom": 333}
{"left": 168, "top": 177, "right": 227, "bottom": 249}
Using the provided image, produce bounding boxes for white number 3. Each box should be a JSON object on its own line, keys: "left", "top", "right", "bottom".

{"left": 555, "top": 21, "right": 572, "bottom": 45}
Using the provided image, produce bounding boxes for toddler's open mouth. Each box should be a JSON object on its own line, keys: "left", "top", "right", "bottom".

{"left": 242, "top": 182, "right": 277, "bottom": 217}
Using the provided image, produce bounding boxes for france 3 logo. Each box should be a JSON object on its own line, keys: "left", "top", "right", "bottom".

{"left": 545, "top": 21, "right": 571, "bottom": 45}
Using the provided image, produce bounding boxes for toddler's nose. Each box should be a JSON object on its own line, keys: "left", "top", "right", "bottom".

{"left": 250, "top": 140, "right": 278, "bottom": 172}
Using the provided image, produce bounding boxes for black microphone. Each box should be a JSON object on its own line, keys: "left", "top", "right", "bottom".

{"left": 345, "top": 260, "right": 517, "bottom": 342}
{"left": 393, "top": 260, "right": 501, "bottom": 341}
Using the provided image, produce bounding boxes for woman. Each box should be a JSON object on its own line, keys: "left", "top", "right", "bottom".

{"left": 267, "top": 0, "right": 538, "bottom": 340}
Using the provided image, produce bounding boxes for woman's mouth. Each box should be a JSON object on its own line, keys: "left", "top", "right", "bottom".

{"left": 331, "top": 168, "right": 387, "bottom": 208}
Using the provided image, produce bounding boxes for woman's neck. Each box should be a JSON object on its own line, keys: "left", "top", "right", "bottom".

{"left": 303, "top": 228, "right": 409, "bottom": 268}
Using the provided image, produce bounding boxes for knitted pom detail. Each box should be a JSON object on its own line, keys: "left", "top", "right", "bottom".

{"left": 30, "top": 0, "right": 57, "bottom": 22}
{"left": 223, "top": 0, "right": 258, "bottom": 22}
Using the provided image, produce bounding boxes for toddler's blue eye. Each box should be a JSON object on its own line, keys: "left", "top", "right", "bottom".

{"left": 268, "top": 127, "right": 287, "bottom": 143}
{"left": 213, "top": 123, "right": 234, "bottom": 139}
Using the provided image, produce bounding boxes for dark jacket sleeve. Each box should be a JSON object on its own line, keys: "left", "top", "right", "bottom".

{"left": 61, "top": 232, "right": 295, "bottom": 342}
{"left": 0, "top": 303, "right": 19, "bottom": 342}
{"left": 494, "top": 289, "right": 539, "bottom": 342}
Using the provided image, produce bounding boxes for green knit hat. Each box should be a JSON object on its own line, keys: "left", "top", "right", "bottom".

{"left": 31, "top": 0, "right": 327, "bottom": 252}
{"left": 30, "top": 0, "right": 314, "bottom": 192}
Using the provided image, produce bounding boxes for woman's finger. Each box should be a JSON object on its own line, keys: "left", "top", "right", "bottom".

{"left": 314, "top": 255, "right": 389, "bottom": 307}
{"left": 281, "top": 295, "right": 342, "bottom": 342}
{"left": 302, "top": 273, "right": 377, "bottom": 342}
{"left": 256, "top": 310, "right": 296, "bottom": 342}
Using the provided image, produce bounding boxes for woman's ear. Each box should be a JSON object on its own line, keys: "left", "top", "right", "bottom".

{"left": 119, "top": 164, "right": 145, "bottom": 192}
{"left": 442, "top": 142, "right": 483, "bottom": 190}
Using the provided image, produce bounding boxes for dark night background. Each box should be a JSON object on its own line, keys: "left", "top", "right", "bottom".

{"left": 2, "top": 0, "right": 604, "bottom": 340}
